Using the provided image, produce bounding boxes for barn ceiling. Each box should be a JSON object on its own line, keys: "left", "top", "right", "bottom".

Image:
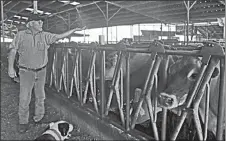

{"left": 1, "top": 0, "right": 225, "bottom": 34}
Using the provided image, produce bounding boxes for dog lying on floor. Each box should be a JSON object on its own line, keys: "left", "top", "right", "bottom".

{"left": 34, "top": 120, "right": 73, "bottom": 141}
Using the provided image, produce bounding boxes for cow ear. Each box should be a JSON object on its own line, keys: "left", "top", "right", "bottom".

{"left": 211, "top": 67, "right": 219, "bottom": 78}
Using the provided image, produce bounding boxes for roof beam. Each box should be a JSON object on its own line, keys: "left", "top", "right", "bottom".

{"left": 47, "top": 11, "right": 148, "bottom": 26}
{"left": 5, "top": 1, "right": 20, "bottom": 13}
{"left": 39, "top": 1, "right": 56, "bottom": 9}
{"left": 63, "top": 1, "right": 151, "bottom": 15}
{"left": 5, "top": 10, "right": 31, "bottom": 17}
{"left": 6, "top": 1, "right": 56, "bottom": 21}
{"left": 3, "top": 1, "right": 12, "bottom": 7}
{"left": 153, "top": 6, "right": 224, "bottom": 18}
{"left": 139, "top": 2, "right": 222, "bottom": 16}
{"left": 55, "top": 1, "right": 73, "bottom": 9}
{"left": 95, "top": 2, "right": 107, "bottom": 20}
{"left": 115, "top": 1, "right": 183, "bottom": 15}
{"left": 47, "top": 1, "right": 101, "bottom": 18}
{"left": 161, "top": 11, "right": 225, "bottom": 22}
{"left": 106, "top": 1, "right": 167, "bottom": 23}
{"left": 6, "top": 2, "right": 33, "bottom": 20}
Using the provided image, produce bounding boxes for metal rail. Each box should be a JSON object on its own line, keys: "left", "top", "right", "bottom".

{"left": 52, "top": 41, "right": 224, "bottom": 58}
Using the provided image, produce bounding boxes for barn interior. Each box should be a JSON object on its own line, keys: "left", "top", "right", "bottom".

{"left": 1, "top": 0, "right": 225, "bottom": 141}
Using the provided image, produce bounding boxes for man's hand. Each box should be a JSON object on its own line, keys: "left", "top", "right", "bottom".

{"left": 56, "top": 26, "right": 87, "bottom": 40}
{"left": 76, "top": 26, "right": 86, "bottom": 31}
{"left": 8, "top": 68, "right": 17, "bottom": 78}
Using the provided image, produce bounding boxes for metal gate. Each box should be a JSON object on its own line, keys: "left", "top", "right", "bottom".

{"left": 46, "top": 41, "right": 225, "bottom": 140}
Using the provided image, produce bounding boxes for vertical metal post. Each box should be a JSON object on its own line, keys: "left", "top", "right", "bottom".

{"left": 46, "top": 18, "right": 49, "bottom": 30}
{"left": 184, "top": 22, "right": 186, "bottom": 45}
{"left": 171, "top": 63, "right": 208, "bottom": 140}
{"left": 79, "top": 50, "right": 83, "bottom": 105}
{"left": 68, "top": 13, "right": 71, "bottom": 41}
{"left": 65, "top": 13, "right": 70, "bottom": 96}
{"left": 130, "top": 25, "right": 133, "bottom": 39}
{"left": 159, "top": 55, "right": 169, "bottom": 140}
{"left": 116, "top": 26, "right": 118, "bottom": 43}
{"left": 83, "top": 30, "right": 85, "bottom": 43}
{"left": 100, "top": 50, "right": 106, "bottom": 118}
{"left": 168, "top": 24, "right": 170, "bottom": 39}
{"left": 224, "top": 16, "right": 225, "bottom": 39}
{"left": 186, "top": 1, "right": 190, "bottom": 45}
{"left": 125, "top": 52, "right": 130, "bottom": 131}
{"left": 216, "top": 58, "right": 225, "bottom": 140}
{"left": 160, "top": 23, "right": 162, "bottom": 40}
{"left": 111, "top": 27, "right": 112, "bottom": 43}
{"left": 106, "top": 2, "right": 109, "bottom": 44}
{"left": 138, "top": 24, "right": 140, "bottom": 42}
{"left": 1, "top": 0, "right": 5, "bottom": 43}
{"left": 33, "top": 0, "right": 38, "bottom": 14}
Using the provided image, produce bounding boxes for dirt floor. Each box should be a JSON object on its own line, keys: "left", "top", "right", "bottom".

{"left": 1, "top": 46, "right": 96, "bottom": 140}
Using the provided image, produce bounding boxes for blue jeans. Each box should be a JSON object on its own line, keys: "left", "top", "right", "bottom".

{"left": 18, "top": 67, "right": 46, "bottom": 124}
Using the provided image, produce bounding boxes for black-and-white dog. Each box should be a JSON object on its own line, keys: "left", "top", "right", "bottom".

{"left": 35, "top": 120, "right": 73, "bottom": 141}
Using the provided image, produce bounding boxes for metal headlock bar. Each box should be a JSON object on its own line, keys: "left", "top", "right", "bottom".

{"left": 47, "top": 41, "right": 225, "bottom": 140}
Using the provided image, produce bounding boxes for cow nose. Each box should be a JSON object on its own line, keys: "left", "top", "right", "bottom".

{"left": 158, "top": 93, "right": 176, "bottom": 108}
{"left": 165, "top": 97, "right": 174, "bottom": 106}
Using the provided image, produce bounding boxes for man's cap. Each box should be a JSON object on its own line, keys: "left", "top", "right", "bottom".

{"left": 27, "top": 14, "right": 45, "bottom": 22}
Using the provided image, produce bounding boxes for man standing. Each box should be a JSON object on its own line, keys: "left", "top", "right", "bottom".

{"left": 8, "top": 14, "right": 86, "bottom": 133}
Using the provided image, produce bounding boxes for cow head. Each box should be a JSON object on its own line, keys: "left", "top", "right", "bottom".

{"left": 95, "top": 51, "right": 119, "bottom": 80}
{"left": 158, "top": 56, "right": 219, "bottom": 109}
{"left": 105, "top": 52, "right": 119, "bottom": 80}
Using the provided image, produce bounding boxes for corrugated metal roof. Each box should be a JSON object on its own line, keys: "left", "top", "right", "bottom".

{"left": 2, "top": 0, "right": 225, "bottom": 34}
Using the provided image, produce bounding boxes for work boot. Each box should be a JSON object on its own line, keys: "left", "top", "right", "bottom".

{"left": 18, "top": 124, "right": 29, "bottom": 133}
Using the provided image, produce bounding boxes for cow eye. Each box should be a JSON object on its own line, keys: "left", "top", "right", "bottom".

{"left": 190, "top": 73, "right": 198, "bottom": 80}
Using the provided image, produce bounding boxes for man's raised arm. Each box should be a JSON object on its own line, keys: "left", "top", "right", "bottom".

{"left": 55, "top": 26, "right": 86, "bottom": 40}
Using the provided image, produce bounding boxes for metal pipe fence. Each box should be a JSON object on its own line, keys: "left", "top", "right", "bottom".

{"left": 46, "top": 41, "right": 225, "bottom": 140}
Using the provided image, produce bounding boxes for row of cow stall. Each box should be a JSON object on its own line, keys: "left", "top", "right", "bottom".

{"left": 45, "top": 40, "right": 225, "bottom": 140}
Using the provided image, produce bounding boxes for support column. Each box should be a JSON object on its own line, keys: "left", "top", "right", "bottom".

{"left": 111, "top": 27, "right": 112, "bottom": 43}
{"left": 184, "top": 0, "right": 196, "bottom": 45}
{"left": 1, "top": 0, "right": 4, "bottom": 43}
{"left": 160, "top": 23, "right": 163, "bottom": 40}
{"left": 116, "top": 26, "right": 118, "bottom": 43}
{"left": 83, "top": 30, "right": 85, "bottom": 43}
{"left": 130, "top": 25, "right": 133, "bottom": 39}
{"left": 184, "top": 22, "right": 186, "bottom": 45}
{"left": 138, "top": 24, "right": 140, "bottom": 42}
{"left": 33, "top": 0, "right": 38, "bottom": 14}
{"left": 186, "top": 1, "right": 190, "bottom": 45}
{"left": 68, "top": 13, "right": 71, "bottom": 42}
{"left": 106, "top": 3, "right": 109, "bottom": 44}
